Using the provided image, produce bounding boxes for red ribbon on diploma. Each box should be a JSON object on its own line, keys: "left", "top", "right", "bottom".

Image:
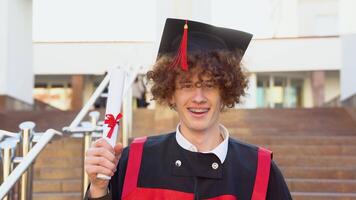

{"left": 104, "top": 113, "right": 123, "bottom": 139}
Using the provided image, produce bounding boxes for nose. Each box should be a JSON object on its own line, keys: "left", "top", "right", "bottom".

{"left": 191, "top": 88, "right": 207, "bottom": 104}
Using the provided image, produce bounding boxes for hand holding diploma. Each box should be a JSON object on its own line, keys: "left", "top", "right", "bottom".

{"left": 85, "top": 138, "right": 123, "bottom": 197}
{"left": 84, "top": 68, "right": 126, "bottom": 197}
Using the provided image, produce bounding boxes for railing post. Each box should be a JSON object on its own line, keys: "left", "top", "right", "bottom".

{"left": 19, "top": 121, "right": 35, "bottom": 200}
{"left": 0, "top": 129, "right": 62, "bottom": 200}
{"left": 0, "top": 138, "right": 18, "bottom": 200}
{"left": 82, "top": 111, "right": 100, "bottom": 198}
{"left": 122, "top": 88, "right": 133, "bottom": 147}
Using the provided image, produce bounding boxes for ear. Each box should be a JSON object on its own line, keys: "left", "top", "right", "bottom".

{"left": 219, "top": 97, "right": 225, "bottom": 111}
{"left": 220, "top": 102, "right": 225, "bottom": 111}
{"left": 168, "top": 95, "right": 176, "bottom": 110}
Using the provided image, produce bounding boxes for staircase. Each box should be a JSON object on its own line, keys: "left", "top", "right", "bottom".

{"left": 221, "top": 108, "right": 356, "bottom": 200}
{"left": 32, "top": 137, "right": 83, "bottom": 200}
{"left": 0, "top": 110, "right": 82, "bottom": 200}
{"left": 24, "top": 108, "right": 356, "bottom": 200}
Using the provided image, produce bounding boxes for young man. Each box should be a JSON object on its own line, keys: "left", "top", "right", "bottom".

{"left": 85, "top": 18, "right": 292, "bottom": 200}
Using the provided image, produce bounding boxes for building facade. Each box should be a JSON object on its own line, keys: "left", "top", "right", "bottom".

{"left": 1, "top": 0, "right": 356, "bottom": 110}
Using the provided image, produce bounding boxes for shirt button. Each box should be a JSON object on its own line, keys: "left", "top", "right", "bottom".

{"left": 211, "top": 162, "right": 219, "bottom": 170}
{"left": 175, "top": 160, "right": 182, "bottom": 167}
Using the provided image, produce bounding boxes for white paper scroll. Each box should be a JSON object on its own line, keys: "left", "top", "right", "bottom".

{"left": 97, "top": 68, "right": 126, "bottom": 180}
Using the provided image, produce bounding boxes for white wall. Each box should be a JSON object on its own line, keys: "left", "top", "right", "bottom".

{"left": 271, "top": 0, "right": 299, "bottom": 37}
{"left": 34, "top": 42, "right": 155, "bottom": 74}
{"left": 191, "top": 0, "right": 212, "bottom": 24}
{"left": 211, "top": 0, "right": 273, "bottom": 38}
{"left": 339, "top": 0, "right": 356, "bottom": 34}
{"left": 340, "top": 34, "right": 356, "bottom": 100}
{"left": 33, "top": 0, "right": 156, "bottom": 42}
{"left": 211, "top": 0, "right": 299, "bottom": 38}
{"left": 0, "top": 0, "right": 8, "bottom": 94}
{"left": 0, "top": 0, "right": 33, "bottom": 104}
{"left": 33, "top": 36, "right": 343, "bottom": 75}
{"left": 299, "top": 0, "right": 338, "bottom": 36}
{"left": 339, "top": 0, "right": 356, "bottom": 100}
{"left": 245, "top": 37, "right": 341, "bottom": 72}
{"left": 32, "top": 0, "right": 300, "bottom": 42}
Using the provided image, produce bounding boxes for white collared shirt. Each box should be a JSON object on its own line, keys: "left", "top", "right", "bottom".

{"left": 175, "top": 124, "right": 229, "bottom": 163}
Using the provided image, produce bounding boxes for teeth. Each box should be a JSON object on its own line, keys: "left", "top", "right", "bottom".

{"left": 189, "top": 108, "right": 209, "bottom": 113}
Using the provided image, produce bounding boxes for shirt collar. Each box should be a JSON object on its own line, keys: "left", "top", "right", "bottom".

{"left": 175, "top": 123, "right": 229, "bottom": 163}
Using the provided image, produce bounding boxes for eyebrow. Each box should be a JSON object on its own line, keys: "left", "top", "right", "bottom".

{"left": 178, "top": 80, "right": 192, "bottom": 84}
{"left": 178, "top": 79, "right": 214, "bottom": 84}
{"left": 204, "top": 80, "right": 214, "bottom": 83}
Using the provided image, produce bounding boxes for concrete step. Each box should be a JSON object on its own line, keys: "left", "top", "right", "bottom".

{"left": 35, "top": 156, "right": 83, "bottom": 167}
{"left": 275, "top": 156, "right": 356, "bottom": 168}
{"left": 33, "top": 192, "right": 81, "bottom": 200}
{"left": 235, "top": 135, "right": 356, "bottom": 145}
{"left": 37, "top": 146, "right": 83, "bottom": 158}
{"left": 263, "top": 145, "right": 356, "bottom": 156}
{"left": 281, "top": 167, "right": 356, "bottom": 179}
{"left": 221, "top": 114, "right": 356, "bottom": 131}
{"left": 132, "top": 108, "right": 356, "bottom": 136}
{"left": 225, "top": 120, "right": 356, "bottom": 130}
{"left": 43, "top": 137, "right": 82, "bottom": 150}
{"left": 34, "top": 167, "right": 82, "bottom": 180}
{"left": 220, "top": 108, "right": 352, "bottom": 118}
{"left": 220, "top": 108, "right": 356, "bottom": 122}
{"left": 292, "top": 192, "right": 356, "bottom": 200}
{"left": 287, "top": 178, "right": 356, "bottom": 193}
{"left": 33, "top": 179, "right": 81, "bottom": 193}
{"left": 229, "top": 128, "right": 356, "bottom": 136}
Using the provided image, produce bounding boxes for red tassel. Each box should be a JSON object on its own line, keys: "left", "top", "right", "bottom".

{"left": 171, "top": 20, "right": 189, "bottom": 71}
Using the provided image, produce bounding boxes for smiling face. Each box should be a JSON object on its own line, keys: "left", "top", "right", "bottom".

{"left": 170, "top": 71, "right": 222, "bottom": 135}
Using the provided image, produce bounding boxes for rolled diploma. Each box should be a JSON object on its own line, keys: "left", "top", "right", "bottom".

{"left": 97, "top": 68, "right": 126, "bottom": 180}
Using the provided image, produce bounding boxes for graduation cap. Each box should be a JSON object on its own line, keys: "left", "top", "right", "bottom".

{"left": 157, "top": 18, "right": 253, "bottom": 71}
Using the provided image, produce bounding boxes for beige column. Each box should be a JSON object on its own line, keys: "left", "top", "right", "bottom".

{"left": 71, "top": 75, "right": 85, "bottom": 110}
{"left": 268, "top": 76, "right": 274, "bottom": 108}
{"left": 0, "top": 96, "right": 5, "bottom": 112}
{"left": 311, "top": 71, "right": 325, "bottom": 107}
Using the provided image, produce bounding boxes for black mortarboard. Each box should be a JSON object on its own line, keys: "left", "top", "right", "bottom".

{"left": 157, "top": 18, "right": 253, "bottom": 71}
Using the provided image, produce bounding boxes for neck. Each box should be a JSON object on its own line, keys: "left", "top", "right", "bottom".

{"left": 179, "top": 123, "right": 222, "bottom": 152}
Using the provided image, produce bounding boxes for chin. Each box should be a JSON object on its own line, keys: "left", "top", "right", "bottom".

{"left": 187, "top": 122, "right": 213, "bottom": 133}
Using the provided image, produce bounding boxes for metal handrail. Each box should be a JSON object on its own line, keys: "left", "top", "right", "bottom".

{"left": 0, "top": 130, "right": 19, "bottom": 142}
{"left": 0, "top": 69, "right": 137, "bottom": 199}
{"left": 0, "top": 129, "right": 62, "bottom": 199}
{"left": 0, "top": 137, "right": 18, "bottom": 200}
{"left": 68, "top": 67, "right": 138, "bottom": 130}
{"left": 64, "top": 67, "right": 137, "bottom": 198}
{"left": 19, "top": 121, "right": 36, "bottom": 200}
{"left": 69, "top": 74, "right": 110, "bottom": 129}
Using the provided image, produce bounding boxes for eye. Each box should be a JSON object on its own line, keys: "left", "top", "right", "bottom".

{"left": 205, "top": 83, "right": 214, "bottom": 88}
{"left": 180, "top": 83, "right": 193, "bottom": 89}
{"left": 203, "top": 81, "right": 215, "bottom": 88}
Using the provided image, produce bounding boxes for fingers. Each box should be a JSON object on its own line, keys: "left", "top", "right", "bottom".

{"left": 92, "top": 138, "right": 115, "bottom": 154}
{"left": 86, "top": 164, "right": 115, "bottom": 177}
{"left": 86, "top": 146, "right": 116, "bottom": 162}
{"left": 85, "top": 139, "right": 124, "bottom": 180}
{"left": 114, "top": 143, "right": 123, "bottom": 156}
{"left": 85, "top": 139, "right": 115, "bottom": 179}
{"left": 85, "top": 156, "right": 117, "bottom": 174}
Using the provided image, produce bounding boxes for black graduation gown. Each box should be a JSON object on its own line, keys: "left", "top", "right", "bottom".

{"left": 103, "top": 132, "right": 292, "bottom": 200}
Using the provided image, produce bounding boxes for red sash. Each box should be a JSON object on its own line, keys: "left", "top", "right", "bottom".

{"left": 121, "top": 137, "right": 271, "bottom": 200}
